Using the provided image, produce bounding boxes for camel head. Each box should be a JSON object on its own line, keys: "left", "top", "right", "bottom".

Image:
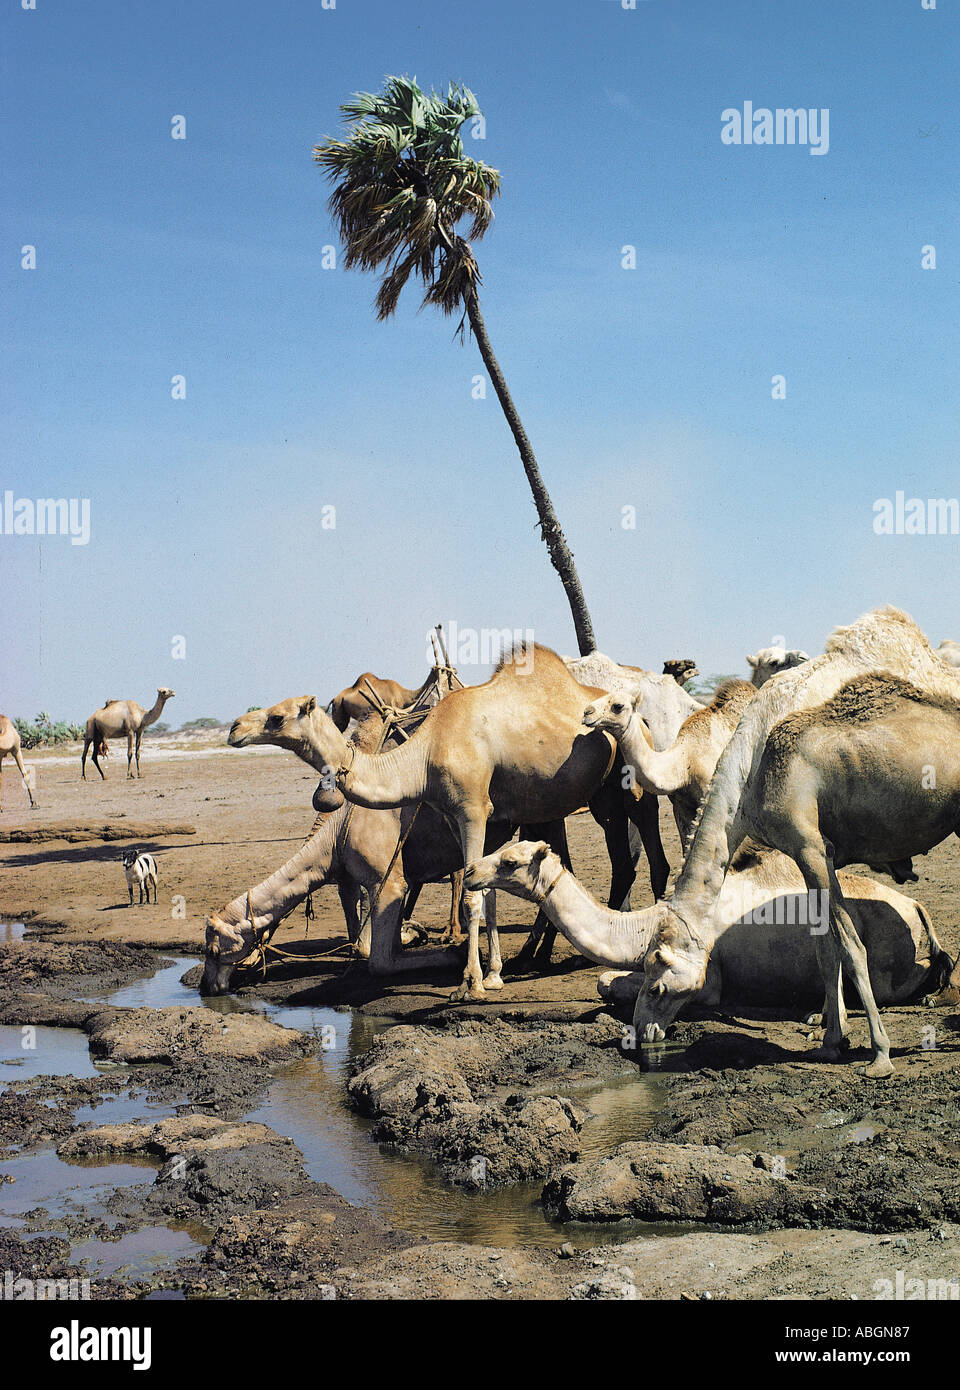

{"left": 229, "top": 696, "right": 345, "bottom": 810}
{"left": 200, "top": 902, "right": 257, "bottom": 996}
{"left": 465, "top": 839, "right": 556, "bottom": 901}
{"left": 157, "top": 687, "right": 176, "bottom": 701}
{"left": 746, "top": 647, "right": 810, "bottom": 688}
{"left": 631, "top": 914, "right": 709, "bottom": 1040}
{"left": 581, "top": 690, "right": 642, "bottom": 737}
{"left": 663, "top": 658, "right": 699, "bottom": 687}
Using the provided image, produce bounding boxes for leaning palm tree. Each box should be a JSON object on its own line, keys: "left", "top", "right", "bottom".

{"left": 313, "top": 76, "right": 596, "bottom": 656}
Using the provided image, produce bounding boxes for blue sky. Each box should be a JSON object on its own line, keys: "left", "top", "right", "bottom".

{"left": 2, "top": 0, "right": 958, "bottom": 723}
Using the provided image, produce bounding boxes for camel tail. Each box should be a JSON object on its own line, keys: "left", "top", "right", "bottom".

{"left": 98, "top": 738, "right": 109, "bottom": 759}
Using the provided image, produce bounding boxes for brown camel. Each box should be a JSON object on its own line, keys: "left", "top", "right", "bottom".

{"left": 228, "top": 644, "right": 669, "bottom": 1000}
{"left": 81, "top": 689, "right": 175, "bottom": 780}
{"left": 329, "top": 667, "right": 455, "bottom": 732}
{"left": 0, "top": 715, "right": 37, "bottom": 811}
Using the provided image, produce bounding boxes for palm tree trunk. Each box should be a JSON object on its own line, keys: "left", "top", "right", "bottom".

{"left": 464, "top": 290, "right": 597, "bottom": 656}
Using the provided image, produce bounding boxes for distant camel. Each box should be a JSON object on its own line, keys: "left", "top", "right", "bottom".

{"left": 81, "top": 689, "right": 175, "bottom": 780}
{"left": 0, "top": 715, "right": 37, "bottom": 810}
{"left": 747, "top": 646, "right": 810, "bottom": 686}
{"left": 662, "top": 658, "right": 699, "bottom": 687}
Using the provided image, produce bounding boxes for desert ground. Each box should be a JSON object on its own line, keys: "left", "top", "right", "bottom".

{"left": 1, "top": 736, "right": 958, "bottom": 1301}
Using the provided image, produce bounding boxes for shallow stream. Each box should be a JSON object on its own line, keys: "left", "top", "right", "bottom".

{"left": 1, "top": 952, "right": 672, "bottom": 1284}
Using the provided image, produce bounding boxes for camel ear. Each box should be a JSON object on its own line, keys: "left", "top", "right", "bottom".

{"left": 746, "top": 654, "right": 758, "bottom": 669}
{"left": 790, "top": 649, "right": 809, "bottom": 663}
{"left": 302, "top": 696, "right": 318, "bottom": 714}
{"left": 632, "top": 689, "right": 644, "bottom": 709}
{"left": 533, "top": 841, "right": 551, "bottom": 861}
{"left": 653, "top": 945, "right": 678, "bottom": 968}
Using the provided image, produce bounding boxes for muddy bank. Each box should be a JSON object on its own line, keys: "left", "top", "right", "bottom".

{"left": 0, "top": 940, "right": 161, "bottom": 1002}
{"left": 347, "top": 1016, "right": 633, "bottom": 1186}
{"left": 546, "top": 1006, "right": 960, "bottom": 1232}
{"left": 60, "top": 1116, "right": 314, "bottom": 1229}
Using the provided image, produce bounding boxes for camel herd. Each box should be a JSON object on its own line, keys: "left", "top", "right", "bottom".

{"left": 196, "top": 606, "right": 960, "bottom": 1080}
{"left": 5, "top": 607, "right": 960, "bottom": 1081}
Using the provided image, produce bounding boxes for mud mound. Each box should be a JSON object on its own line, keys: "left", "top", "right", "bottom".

{"left": 544, "top": 1142, "right": 806, "bottom": 1224}
{"left": 86, "top": 1006, "right": 308, "bottom": 1065}
{"left": 348, "top": 1016, "right": 629, "bottom": 1185}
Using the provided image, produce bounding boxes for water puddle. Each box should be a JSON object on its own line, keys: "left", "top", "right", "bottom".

{"left": 0, "top": 921, "right": 26, "bottom": 944}
{"left": 3, "top": 953, "right": 670, "bottom": 1277}
{"left": 0, "top": 1025, "right": 102, "bottom": 1083}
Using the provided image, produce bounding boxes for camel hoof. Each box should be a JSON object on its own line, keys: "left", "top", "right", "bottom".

{"left": 863, "top": 1057, "right": 895, "bottom": 1079}
{"left": 449, "top": 982, "right": 485, "bottom": 1003}
{"left": 482, "top": 972, "right": 503, "bottom": 991}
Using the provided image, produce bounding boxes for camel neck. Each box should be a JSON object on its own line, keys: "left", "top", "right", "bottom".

{"left": 620, "top": 712, "right": 685, "bottom": 797}
{"left": 344, "top": 735, "right": 429, "bottom": 809}
{"left": 535, "top": 861, "right": 654, "bottom": 966}
{"left": 219, "top": 810, "right": 341, "bottom": 929}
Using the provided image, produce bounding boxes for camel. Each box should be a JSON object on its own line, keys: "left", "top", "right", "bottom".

{"left": 0, "top": 715, "right": 37, "bottom": 811}
{"left": 464, "top": 839, "right": 956, "bottom": 1016}
{"left": 663, "top": 658, "right": 699, "bottom": 687}
{"left": 329, "top": 666, "right": 455, "bottom": 732}
{"left": 81, "top": 689, "right": 175, "bottom": 780}
{"left": 201, "top": 794, "right": 519, "bottom": 996}
{"left": 227, "top": 644, "right": 670, "bottom": 1000}
{"left": 564, "top": 652, "right": 701, "bottom": 749}
{"left": 747, "top": 646, "right": 810, "bottom": 687}
{"left": 936, "top": 639, "right": 960, "bottom": 669}
{"left": 583, "top": 678, "right": 756, "bottom": 842}
{"left": 204, "top": 709, "right": 518, "bottom": 994}
{"left": 526, "top": 608, "right": 960, "bottom": 1074}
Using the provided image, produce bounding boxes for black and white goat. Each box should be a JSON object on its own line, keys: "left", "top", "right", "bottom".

{"left": 120, "top": 848, "right": 158, "bottom": 905}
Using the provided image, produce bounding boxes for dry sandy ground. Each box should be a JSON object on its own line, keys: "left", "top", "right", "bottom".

{"left": 2, "top": 742, "right": 960, "bottom": 1303}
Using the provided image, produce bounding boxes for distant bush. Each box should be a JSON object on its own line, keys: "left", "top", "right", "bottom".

{"left": 14, "top": 712, "right": 84, "bottom": 748}
{"left": 179, "top": 717, "right": 223, "bottom": 731}
{"left": 144, "top": 722, "right": 171, "bottom": 735}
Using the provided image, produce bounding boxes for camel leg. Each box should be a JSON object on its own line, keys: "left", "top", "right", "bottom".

{"left": 337, "top": 880, "right": 363, "bottom": 944}
{"left": 12, "top": 744, "right": 36, "bottom": 809}
{"left": 365, "top": 875, "right": 464, "bottom": 978}
{"left": 511, "top": 820, "right": 570, "bottom": 967}
{"left": 796, "top": 840, "right": 891, "bottom": 1076}
{"left": 90, "top": 740, "right": 106, "bottom": 780}
{"left": 588, "top": 781, "right": 637, "bottom": 911}
{"left": 126, "top": 733, "right": 135, "bottom": 778}
{"left": 81, "top": 739, "right": 90, "bottom": 780}
{"left": 481, "top": 887, "right": 502, "bottom": 990}
{"left": 449, "top": 811, "right": 491, "bottom": 1001}
{"left": 403, "top": 881, "right": 423, "bottom": 922}
{"left": 135, "top": 731, "right": 143, "bottom": 778}
{"left": 627, "top": 792, "right": 669, "bottom": 901}
{"left": 824, "top": 850, "right": 892, "bottom": 1077}
{"left": 0, "top": 756, "right": 3, "bottom": 811}
{"left": 440, "top": 870, "right": 466, "bottom": 945}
